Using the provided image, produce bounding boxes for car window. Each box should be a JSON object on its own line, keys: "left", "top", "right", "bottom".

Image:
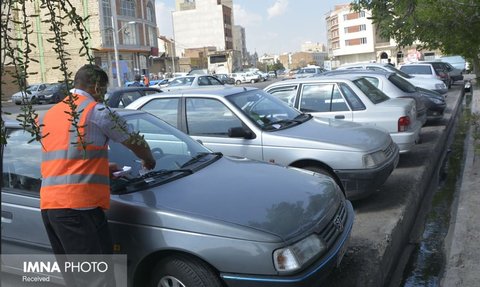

{"left": 299, "top": 84, "right": 349, "bottom": 113}
{"left": 267, "top": 86, "right": 298, "bottom": 106}
{"left": 2, "top": 129, "right": 42, "bottom": 194}
{"left": 338, "top": 83, "right": 366, "bottom": 111}
{"left": 364, "top": 77, "right": 380, "bottom": 88}
{"left": 185, "top": 98, "right": 242, "bottom": 136}
{"left": 198, "top": 76, "right": 210, "bottom": 86}
{"left": 353, "top": 78, "right": 390, "bottom": 104}
{"left": 140, "top": 98, "right": 180, "bottom": 127}
{"left": 208, "top": 76, "right": 223, "bottom": 85}
{"left": 388, "top": 74, "right": 417, "bottom": 93}
{"left": 400, "top": 65, "right": 432, "bottom": 75}
{"left": 119, "top": 91, "right": 143, "bottom": 108}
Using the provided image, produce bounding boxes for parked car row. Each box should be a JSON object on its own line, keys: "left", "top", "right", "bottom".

{"left": 11, "top": 82, "right": 69, "bottom": 105}
{"left": 2, "top": 59, "right": 456, "bottom": 286}
{"left": 2, "top": 108, "right": 354, "bottom": 287}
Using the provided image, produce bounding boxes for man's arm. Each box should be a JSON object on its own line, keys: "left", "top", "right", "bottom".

{"left": 122, "top": 139, "right": 156, "bottom": 170}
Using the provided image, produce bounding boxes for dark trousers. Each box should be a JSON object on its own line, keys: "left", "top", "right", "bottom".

{"left": 41, "top": 208, "right": 116, "bottom": 287}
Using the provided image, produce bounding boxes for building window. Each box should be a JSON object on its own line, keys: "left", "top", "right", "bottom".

{"left": 359, "top": 11, "right": 366, "bottom": 17}
{"left": 146, "top": 2, "right": 155, "bottom": 22}
{"left": 360, "top": 24, "right": 366, "bottom": 31}
{"left": 101, "top": 0, "right": 113, "bottom": 46}
{"left": 148, "top": 26, "right": 156, "bottom": 46}
{"left": 120, "top": 0, "right": 136, "bottom": 17}
{"left": 121, "top": 21, "right": 137, "bottom": 45}
{"left": 360, "top": 37, "right": 367, "bottom": 44}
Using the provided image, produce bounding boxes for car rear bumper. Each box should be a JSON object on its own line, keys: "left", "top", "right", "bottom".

{"left": 220, "top": 201, "right": 354, "bottom": 287}
{"left": 389, "top": 120, "right": 422, "bottom": 153}
{"left": 334, "top": 144, "right": 399, "bottom": 200}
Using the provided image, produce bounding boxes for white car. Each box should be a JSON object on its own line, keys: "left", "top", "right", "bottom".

{"left": 265, "top": 75, "right": 422, "bottom": 153}
{"left": 161, "top": 75, "right": 224, "bottom": 92}
{"left": 230, "top": 72, "right": 260, "bottom": 84}
{"left": 11, "top": 83, "right": 50, "bottom": 105}
{"left": 337, "top": 63, "right": 448, "bottom": 94}
{"left": 126, "top": 86, "right": 399, "bottom": 200}
{"left": 398, "top": 62, "right": 451, "bottom": 88}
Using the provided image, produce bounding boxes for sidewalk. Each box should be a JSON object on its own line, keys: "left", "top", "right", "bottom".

{"left": 442, "top": 78, "right": 480, "bottom": 287}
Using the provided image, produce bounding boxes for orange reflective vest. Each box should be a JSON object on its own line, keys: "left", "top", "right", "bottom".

{"left": 39, "top": 94, "right": 110, "bottom": 209}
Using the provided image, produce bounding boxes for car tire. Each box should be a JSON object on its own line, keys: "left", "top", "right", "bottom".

{"left": 235, "top": 80, "right": 241, "bottom": 85}
{"left": 250, "top": 79, "right": 255, "bottom": 84}
{"left": 149, "top": 254, "right": 223, "bottom": 287}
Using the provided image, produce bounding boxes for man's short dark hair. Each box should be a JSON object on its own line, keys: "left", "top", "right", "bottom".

{"left": 74, "top": 64, "right": 109, "bottom": 88}
{"left": 134, "top": 74, "right": 141, "bottom": 81}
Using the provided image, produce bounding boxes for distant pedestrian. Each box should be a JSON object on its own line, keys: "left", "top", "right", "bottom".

{"left": 387, "top": 58, "right": 395, "bottom": 67}
{"left": 143, "top": 75, "right": 150, "bottom": 87}
{"left": 130, "top": 74, "right": 143, "bottom": 87}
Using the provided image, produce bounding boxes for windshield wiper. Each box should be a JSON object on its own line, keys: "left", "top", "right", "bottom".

{"left": 110, "top": 169, "right": 193, "bottom": 194}
{"left": 263, "top": 117, "right": 306, "bottom": 130}
{"left": 180, "top": 152, "right": 222, "bottom": 168}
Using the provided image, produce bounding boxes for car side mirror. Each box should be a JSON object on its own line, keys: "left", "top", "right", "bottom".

{"left": 228, "top": 127, "right": 255, "bottom": 139}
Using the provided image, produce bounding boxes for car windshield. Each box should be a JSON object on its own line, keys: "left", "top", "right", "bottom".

{"left": 44, "top": 83, "right": 63, "bottom": 92}
{"left": 26, "top": 85, "right": 41, "bottom": 92}
{"left": 401, "top": 65, "right": 431, "bottom": 75}
{"left": 226, "top": 90, "right": 309, "bottom": 131}
{"left": 2, "top": 112, "right": 218, "bottom": 195}
{"left": 108, "top": 112, "right": 218, "bottom": 193}
{"left": 353, "top": 78, "right": 390, "bottom": 104}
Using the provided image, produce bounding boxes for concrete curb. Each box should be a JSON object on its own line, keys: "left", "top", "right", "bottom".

{"left": 441, "top": 81, "right": 480, "bottom": 287}
{"left": 326, "top": 84, "right": 465, "bottom": 287}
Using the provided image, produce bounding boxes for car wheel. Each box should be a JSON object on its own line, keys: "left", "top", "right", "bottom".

{"left": 235, "top": 80, "right": 241, "bottom": 85}
{"left": 250, "top": 79, "right": 255, "bottom": 84}
{"left": 149, "top": 255, "right": 223, "bottom": 287}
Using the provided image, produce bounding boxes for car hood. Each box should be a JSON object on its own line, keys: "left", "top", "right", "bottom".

{"left": 112, "top": 156, "right": 343, "bottom": 242}
{"left": 264, "top": 117, "right": 390, "bottom": 152}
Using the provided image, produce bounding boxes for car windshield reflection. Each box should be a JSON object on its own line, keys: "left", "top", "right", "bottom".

{"left": 226, "top": 90, "right": 309, "bottom": 131}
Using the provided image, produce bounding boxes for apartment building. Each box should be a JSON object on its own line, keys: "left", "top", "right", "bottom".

{"left": 6, "top": 0, "right": 158, "bottom": 88}
{"left": 173, "top": 0, "right": 234, "bottom": 56}
{"left": 325, "top": 4, "right": 440, "bottom": 68}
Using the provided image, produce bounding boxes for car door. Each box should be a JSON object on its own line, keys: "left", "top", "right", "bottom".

{"left": 2, "top": 128, "right": 51, "bottom": 255}
{"left": 298, "top": 83, "right": 354, "bottom": 121}
{"left": 184, "top": 97, "right": 263, "bottom": 161}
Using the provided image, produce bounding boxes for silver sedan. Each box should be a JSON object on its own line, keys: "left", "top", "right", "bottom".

{"left": 2, "top": 109, "right": 353, "bottom": 287}
{"left": 127, "top": 86, "right": 399, "bottom": 200}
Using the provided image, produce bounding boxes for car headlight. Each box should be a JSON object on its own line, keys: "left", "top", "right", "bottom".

{"left": 435, "top": 83, "right": 446, "bottom": 89}
{"left": 363, "top": 150, "right": 386, "bottom": 168}
{"left": 273, "top": 234, "right": 326, "bottom": 272}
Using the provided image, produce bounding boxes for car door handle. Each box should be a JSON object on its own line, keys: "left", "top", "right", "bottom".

{"left": 2, "top": 211, "right": 13, "bottom": 223}
{"left": 334, "top": 115, "right": 345, "bottom": 119}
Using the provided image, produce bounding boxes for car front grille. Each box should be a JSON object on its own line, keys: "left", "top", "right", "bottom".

{"left": 384, "top": 140, "right": 397, "bottom": 159}
{"left": 319, "top": 202, "right": 347, "bottom": 247}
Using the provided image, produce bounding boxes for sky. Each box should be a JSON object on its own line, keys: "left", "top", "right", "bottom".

{"left": 155, "top": 0, "right": 350, "bottom": 55}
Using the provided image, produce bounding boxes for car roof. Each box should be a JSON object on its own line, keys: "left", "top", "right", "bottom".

{"left": 323, "top": 70, "right": 393, "bottom": 77}
{"left": 274, "top": 75, "right": 363, "bottom": 85}
{"left": 143, "top": 86, "right": 259, "bottom": 99}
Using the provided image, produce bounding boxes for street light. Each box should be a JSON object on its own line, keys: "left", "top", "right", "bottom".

{"left": 112, "top": 16, "right": 136, "bottom": 87}
{"left": 158, "top": 36, "right": 175, "bottom": 75}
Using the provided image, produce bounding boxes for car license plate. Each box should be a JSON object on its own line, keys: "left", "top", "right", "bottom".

{"left": 336, "top": 238, "right": 349, "bottom": 267}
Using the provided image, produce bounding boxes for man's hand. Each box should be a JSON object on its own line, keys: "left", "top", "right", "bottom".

{"left": 109, "top": 162, "right": 120, "bottom": 178}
